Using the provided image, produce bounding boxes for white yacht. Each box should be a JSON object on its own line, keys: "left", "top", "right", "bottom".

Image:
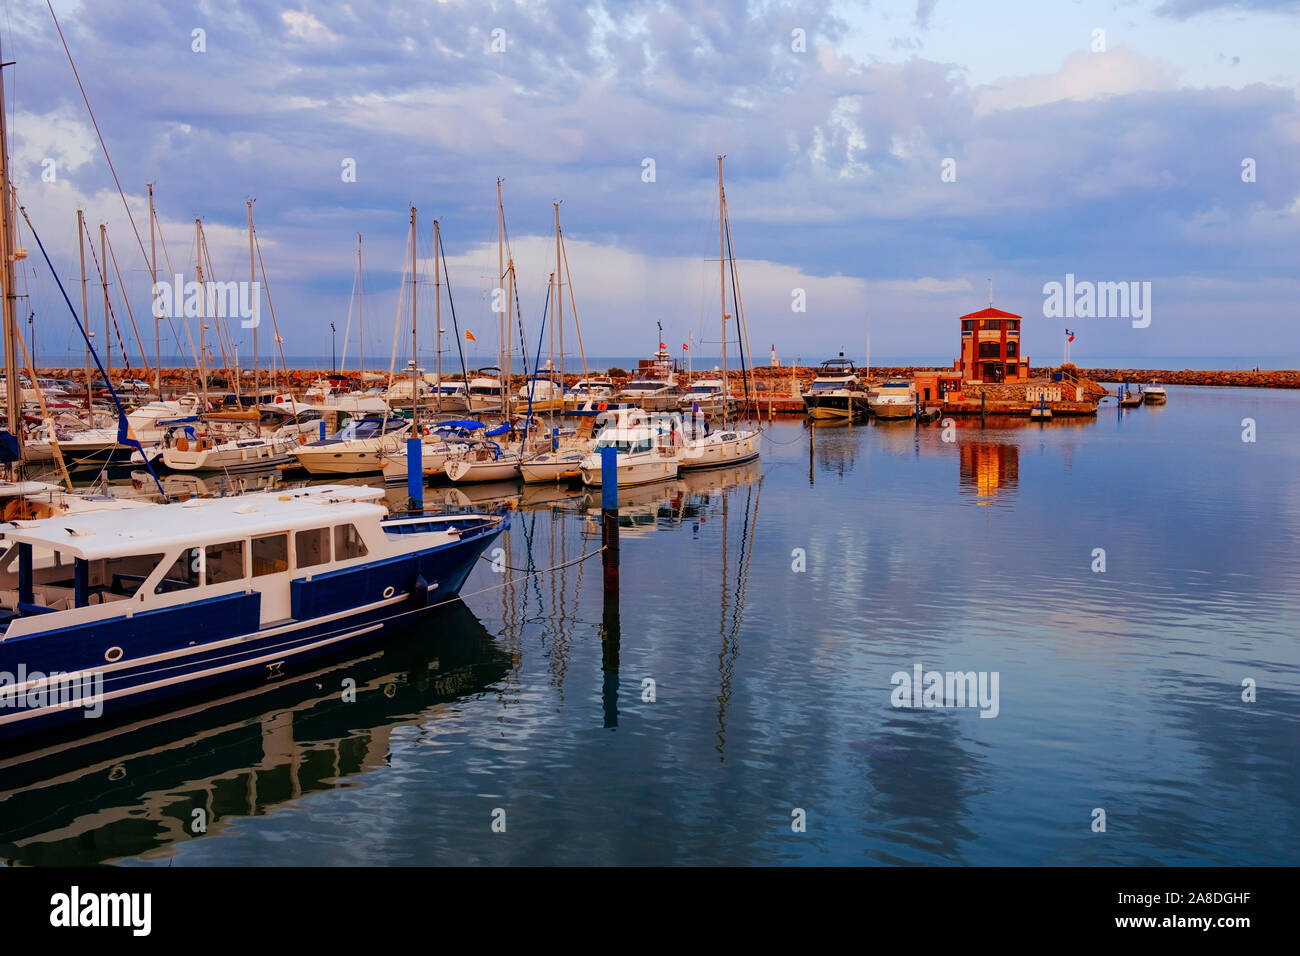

{"left": 1142, "top": 383, "right": 1168, "bottom": 405}
{"left": 579, "top": 419, "right": 679, "bottom": 487}
{"left": 379, "top": 420, "right": 484, "bottom": 483}
{"left": 868, "top": 379, "right": 918, "bottom": 420}
{"left": 290, "top": 415, "right": 411, "bottom": 475}
{"left": 678, "top": 378, "right": 734, "bottom": 416}
{"left": 801, "top": 356, "right": 869, "bottom": 421}
{"left": 619, "top": 347, "right": 682, "bottom": 411}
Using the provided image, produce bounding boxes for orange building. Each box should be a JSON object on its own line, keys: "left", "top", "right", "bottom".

{"left": 957, "top": 306, "right": 1030, "bottom": 383}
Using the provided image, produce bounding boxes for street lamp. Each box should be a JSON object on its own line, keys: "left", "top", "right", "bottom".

{"left": 330, "top": 323, "right": 337, "bottom": 373}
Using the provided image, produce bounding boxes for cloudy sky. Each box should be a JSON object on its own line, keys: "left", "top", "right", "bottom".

{"left": 5, "top": 0, "right": 1299, "bottom": 370}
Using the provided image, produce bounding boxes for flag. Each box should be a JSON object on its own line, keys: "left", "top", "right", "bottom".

{"left": 1066, "top": 328, "right": 1075, "bottom": 343}
{"left": 682, "top": 343, "right": 689, "bottom": 351}
{"left": 465, "top": 330, "right": 476, "bottom": 343}
{"left": 659, "top": 341, "right": 666, "bottom": 350}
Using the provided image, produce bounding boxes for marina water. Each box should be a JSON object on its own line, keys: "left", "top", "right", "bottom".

{"left": 2, "top": 383, "right": 1296, "bottom": 865}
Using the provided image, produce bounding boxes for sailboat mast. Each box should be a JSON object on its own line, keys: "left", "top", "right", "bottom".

{"left": 148, "top": 184, "right": 160, "bottom": 398}
{"left": 247, "top": 200, "right": 257, "bottom": 399}
{"left": 433, "top": 218, "right": 442, "bottom": 414}
{"left": 717, "top": 155, "right": 728, "bottom": 415}
{"left": 409, "top": 206, "right": 418, "bottom": 426}
{"left": 496, "top": 178, "right": 505, "bottom": 415}
{"left": 100, "top": 223, "right": 110, "bottom": 380}
{"left": 78, "top": 210, "right": 90, "bottom": 414}
{"left": 0, "top": 39, "right": 21, "bottom": 447}
{"left": 554, "top": 202, "right": 563, "bottom": 403}
{"left": 196, "top": 218, "right": 207, "bottom": 409}
{"left": 357, "top": 233, "right": 364, "bottom": 386}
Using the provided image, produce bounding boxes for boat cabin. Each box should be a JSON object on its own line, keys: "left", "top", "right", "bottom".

{"left": 0, "top": 486, "right": 394, "bottom": 638}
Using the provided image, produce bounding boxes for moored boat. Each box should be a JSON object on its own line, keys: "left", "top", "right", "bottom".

{"left": 868, "top": 379, "right": 918, "bottom": 420}
{"left": 802, "top": 355, "right": 869, "bottom": 420}
{"left": 0, "top": 484, "right": 508, "bottom": 740}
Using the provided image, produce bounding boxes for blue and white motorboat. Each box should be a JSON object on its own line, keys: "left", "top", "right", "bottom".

{"left": 0, "top": 484, "right": 507, "bottom": 740}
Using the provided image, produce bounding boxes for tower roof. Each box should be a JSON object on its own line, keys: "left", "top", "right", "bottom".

{"left": 960, "top": 307, "right": 1021, "bottom": 320}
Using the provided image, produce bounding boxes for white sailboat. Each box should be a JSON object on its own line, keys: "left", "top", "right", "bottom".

{"left": 679, "top": 155, "right": 760, "bottom": 471}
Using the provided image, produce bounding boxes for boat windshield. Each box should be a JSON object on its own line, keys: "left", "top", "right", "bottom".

{"left": 338, "top": 418, "right": 403, "bottom": 440}
{"left": 594, "top": 437, "right": 654, "bottom": 454}
{"left": 809, "top": 380, "right": 848, "bottom": 391}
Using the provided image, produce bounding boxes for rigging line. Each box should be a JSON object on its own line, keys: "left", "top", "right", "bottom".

{"left": 152, "top": 202, "right": 196, "bottom": 373}
{"left": 80, "top": 218, "right": 135, "bottom": 378}
{"left": 14, "top": 326, "right": 73, "bottom": 490}
{"left": 105, "top": 232, "right": 151, "bottom": 378}
{"left": 436, "top": 227, "right": 471, "bottom": 387}
{"left": 723, "top": 215, "right": 751, "bottom": 423}
{"left": 252, "top": 231, "right": 290, "bottom": 384}
{"left": 18, "top": 205, "right": 167, "bottom": 499}
{"left": 477, "top": 542, "right": 606, "bottom": 575}
{"left": 44, "top": 2, "right": 153, "bottom": 278}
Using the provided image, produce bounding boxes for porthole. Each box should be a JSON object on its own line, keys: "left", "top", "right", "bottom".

{"left": 382, "top": 585, "right": 396, "bottom": 599}
{"left": 105, "top": 646, "right": 124, "bottom": 663}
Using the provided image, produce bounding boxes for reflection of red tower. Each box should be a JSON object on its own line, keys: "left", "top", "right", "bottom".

{"left": 958, "top": 306, "right": 1028, "bottom": 383}
{"left": 960, "top": 442, "right": 1020, "bottom": 498}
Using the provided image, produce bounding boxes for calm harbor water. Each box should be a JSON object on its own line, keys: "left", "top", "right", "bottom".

{"left": 3, "top": 384, "right": 1298, "bottom": 866}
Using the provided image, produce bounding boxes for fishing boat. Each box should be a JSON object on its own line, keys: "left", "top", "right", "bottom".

{"left": 290, "top": 414, "right": 411, "bottom": 475}
{"left": 619, "top": 344, "right": 682, "bottom": 411}
{"left": 801, "top": 355, "right": 869, "bottom": 420}
{"left": 0, "top": 484, "right": 508, "bottom": 740}
{"left": 868, "top": 379, "right": 917, "bottom": 420}
{"left": 1142, "top": 383, "right": 1167, "bottom": 404}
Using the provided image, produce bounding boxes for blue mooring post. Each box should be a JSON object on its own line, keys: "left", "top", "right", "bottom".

{"left": 406, "top": 437, "right": 423, "bottom": 511}
{"left": 600, "top": 445, "right": 619, "bottom": 597}
{"left": 599, "top": 443, "right": 620, "bottom": 728}
{"left": 552, "top": 427, "right": 559, "bottom": 452}
{"left": 318, "top": 420, "right": 326, "bottom": 441}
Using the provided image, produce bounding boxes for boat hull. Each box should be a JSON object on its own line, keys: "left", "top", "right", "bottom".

{"left": 580, "top": 455, "right": 678, "bottom": 487}
{"left": 519, "top": 452, "right": 586, "bottom": 483}
{"left": 0, "top": 518, "right": 505, "bottom": 742}
{"left": 803, "top": 393, "right": 868, "bottom": 420}
{"left": 162, "top": 438, "right": 298, "bottom": 473}
{"left": 869, "top": 401, "right": 915, "bottom": 420}
{"left": 445, "top": 456, "right": 522, "bottom": 483}
{"left": 678, "top": 432, "right": 760, "bottom": 470}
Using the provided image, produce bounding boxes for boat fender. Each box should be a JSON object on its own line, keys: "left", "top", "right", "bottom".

{"left": 413, "top": 574, "right": 429, "bottom": 606}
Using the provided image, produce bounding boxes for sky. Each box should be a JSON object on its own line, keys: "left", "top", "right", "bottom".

{"left": 3, "top": 0, "right": 1299, "bottom": 371}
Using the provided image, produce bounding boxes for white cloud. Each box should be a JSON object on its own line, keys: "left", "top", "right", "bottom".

{"left": 976, "top": 46, "right": 1180, "bottom": 114}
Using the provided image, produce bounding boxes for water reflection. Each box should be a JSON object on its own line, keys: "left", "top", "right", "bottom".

{"left": 959, "top": 441, "right": 1019, "bottom": 504}
{"left": 0, "top": 603, "right": 508, "bottom": 866}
